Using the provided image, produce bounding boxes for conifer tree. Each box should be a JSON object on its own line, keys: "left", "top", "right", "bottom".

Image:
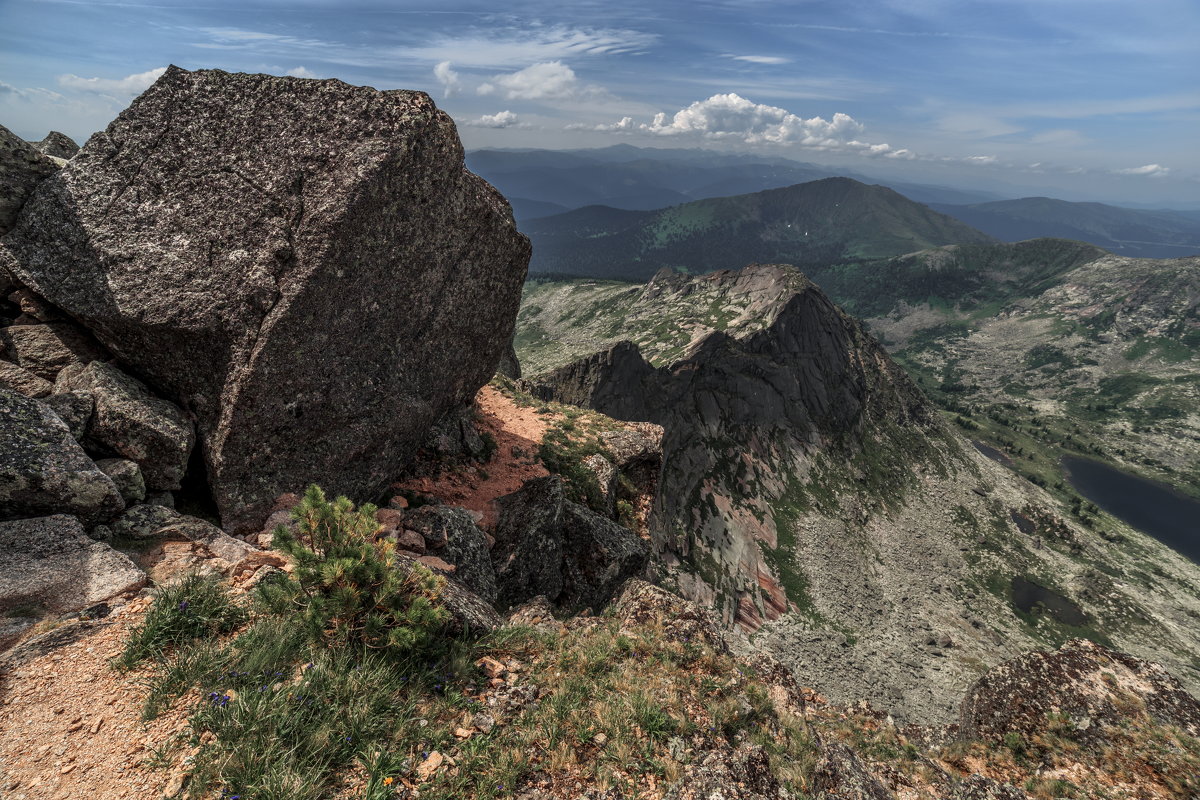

{"left": 262, "top": 485, "right": 449, "bottom": 655}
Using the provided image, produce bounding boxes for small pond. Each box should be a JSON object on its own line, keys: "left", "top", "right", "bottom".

{"left": 1010, "top": 576, "right": 1087, "bottom": 626}
{"left": 972, "top": 440, "right": 1013, "bottom": 466}
{"left": 1062, "top": 456, "right": 1200, "bottom": 564}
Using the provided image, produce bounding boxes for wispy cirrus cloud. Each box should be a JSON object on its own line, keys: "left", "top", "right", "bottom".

{"left": 402, "top": 24, "right": 657, "bottom": 68}
{"left": 726, "top": 55, "right": 790, "bottom": 64}
{"left": 477, "top": 61, "right": 609, "bottom": 102}
{"left": 1114, "top": 164, "right": 1171, "bottom": 178}
{"left": 187, "top": 24, "right": 656, "bottom": 72}
{"left": 0, "top": 80, "right": 64, "bottom": 102}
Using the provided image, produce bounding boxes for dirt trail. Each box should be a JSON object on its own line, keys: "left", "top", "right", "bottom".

{"left": 0, "top": 602, "right": 189, "bottom": 800}
{"left": 393, "top": 385, "right": 550, "bottom": 528}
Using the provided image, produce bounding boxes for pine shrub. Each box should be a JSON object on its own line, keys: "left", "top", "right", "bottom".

{"left": 261, "top": 485, "right": 450, "bottom": 656}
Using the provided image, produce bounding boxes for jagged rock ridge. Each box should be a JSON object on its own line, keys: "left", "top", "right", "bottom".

{"left": 518, "top": 263, "right": 1200, "bottom": 725}
{"left": 525, "top": 263, "right": 946, "bottom": 630}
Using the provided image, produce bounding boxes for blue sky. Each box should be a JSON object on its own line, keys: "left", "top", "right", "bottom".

{"left": 1, "top": 0, "right": 1197, "bottom": 204}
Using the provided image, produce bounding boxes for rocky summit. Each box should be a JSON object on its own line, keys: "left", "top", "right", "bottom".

{"left": 1, "top": 64, "right": 1199, "bottom": 800}
{"left": 1, "top": 66, "right": 531, "bottom": 530}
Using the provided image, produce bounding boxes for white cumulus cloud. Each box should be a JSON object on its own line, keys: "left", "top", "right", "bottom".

{"left": 478, "top": 61, "right": 598, "bottom": 101}
{"left": 467, "top": 110, "right": 522, "bottom": 128}
{"left": 286, "top": 66, "right": 317, "bottom": 78}
{"left": 578, "top": 94, "right": 922, "bottom": 159}
{"left": 56, "top": 67, "right": 167, "bottom": 96}
{"left": 433, "top": 61, "right": 461, "bottom": 98}
{"left": 642, "top": 93, "right": 864, "bottom": 146}
{"left": 1114, "top": 163, "right": 1171, "bottom": 177}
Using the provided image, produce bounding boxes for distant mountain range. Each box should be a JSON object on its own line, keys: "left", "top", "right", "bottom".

{"left": 932, "top": 197, "right": 1200, "bottom": 259}
{"left": 521, "top": 177, "right": 996, "bottom": 279}
{"left": 467, "top": 145, "right": 1003, "bottom": 219}
{"left": 472, "top": 146, "right": 1200, "bottom": 260}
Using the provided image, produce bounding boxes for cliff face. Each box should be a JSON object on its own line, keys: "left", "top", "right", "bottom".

{"left": 519, "top": 264, "right": 1200, "bottom": 724}
{"left": 525, "top": 264, "right": 947, "bottom": 630}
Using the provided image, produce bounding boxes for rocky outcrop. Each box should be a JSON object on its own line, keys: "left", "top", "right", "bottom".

{"left": 610, "top": 579, "right": 727, "bottom": 652}
{"left": 0, "top": 124, "right": 58, "bottom": 235}
{"left": 497, "top": 341, "right": 522, "bottom": 379}
{"left": 2, "top": 66, "right": 530, "bottom": 531}
{"left": 960, "top": 638, "right": 1200, "bottom": 745}
{"left": 399, "top": 505, "right": 496, "bottom": 602}
{"left": 952, "top": 775, "right": 1030, "bottom": 800}
{"left": 663, "top": 745, "right": 787, "bottom": 800}
{"left": 0, "top": 388, "right": 124, "bottom": 523}
{"left": 491, "top": 476, "right": 649, "bottom": 612}
{"left": 0, "top": 515, "right": 146, "bottom": 614}
{"left": 522, "top": 264, "right": 942, "bottom": 629}
{"left": 32, "top": 131, "right": 79, "bottom": 160}
{"left": 56, "top": 361, "right": 193, "bottom": 491}
{"left": 812, "top": 742, "right": 894, "bottom": 800}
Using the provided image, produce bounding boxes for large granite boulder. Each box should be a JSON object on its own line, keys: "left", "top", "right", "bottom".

{"left": 0, "top": 387, "right": 124, "bottom": 523}
{"left": 491, "top": 475, "right": 649, "bottom": 612}
{"left": 2, "top": 66, "right": 530, "bottom": 531}
{"left": 0, "top": 123, "right": 58, "bottom": 235}
{"left": 56, "top": 361, "right": 193, "bottom": 491}
{"left": 0, "top": 514, "right": 146, "bottom": 614}
{"left": 959, "top": 638, "right": 1200, "bottom": 745}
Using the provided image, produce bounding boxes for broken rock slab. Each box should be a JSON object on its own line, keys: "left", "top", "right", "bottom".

{"left": 31, "top": 131, "right": 80, "bottom": 160}
{"left": 401, "top": 504, "right": 496, "bottom": 602}
{"left": 0, "top": 359, "right": 52, "bottom": 398}
{"left": 0, "top": 514, "right": 146, "bottom": 614}
{"left": 0, "top": 322, "right": 106, "bottom": 380}
{"left": 95, "top": 458, "right": 146, "bottom": 505}
{"left": 491, "top": 475, "right": 649, "bottom": 613}
{"left": 57, "top": 361, "right": 193, "bottom": 491}
{"left": 3, "top": 66, "right": 531, "bottom": 532}
{"left": 0, "top": 387, "right": 123, "bottom": 523}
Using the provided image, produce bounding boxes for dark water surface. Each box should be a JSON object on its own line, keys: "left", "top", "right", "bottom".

{"left": 1010, "top": 576, "right": 1087, "bottom": 625}
{"left": 1062, "top": 456, "right": 1200, "bottom": 563}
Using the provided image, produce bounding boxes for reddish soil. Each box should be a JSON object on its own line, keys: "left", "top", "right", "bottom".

{"left": 392, "top": 385, "right": 550, "bottom": 529}
{"left": 0, "top": 600, "right": 191, "bottom": 800}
